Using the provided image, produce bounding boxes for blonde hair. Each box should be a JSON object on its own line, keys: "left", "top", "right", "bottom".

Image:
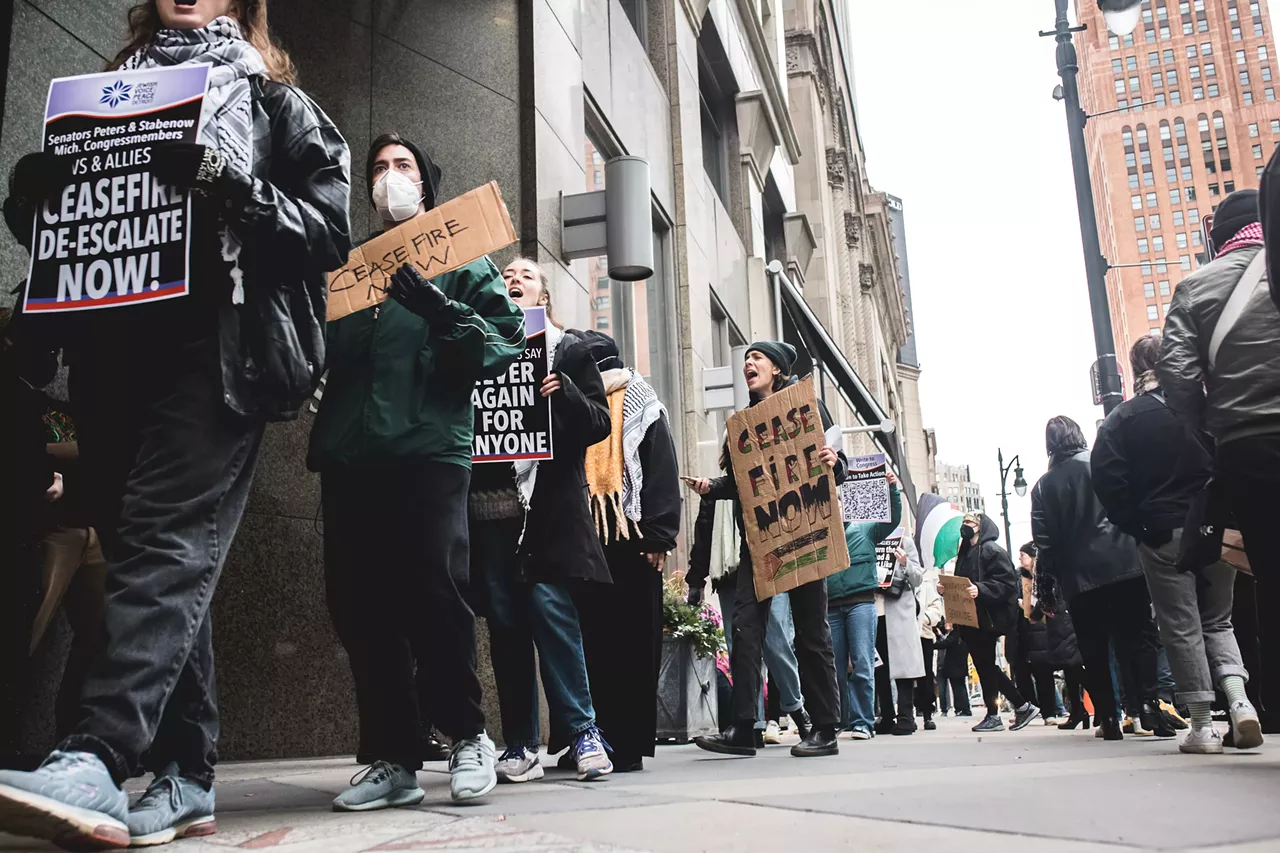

{"left": 507, "top": 256, "right": 562, "bottom": 329}
{"left": 108, "top": 0, "right": 298, "bottom": 85}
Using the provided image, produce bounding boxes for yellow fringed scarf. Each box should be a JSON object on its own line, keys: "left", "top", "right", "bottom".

{"left": 586, "top": 382, "right": 629, "bottom": 544}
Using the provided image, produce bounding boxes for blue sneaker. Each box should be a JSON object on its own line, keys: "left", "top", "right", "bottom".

{"left": 570, "top": 728, "right": 613, "bottom": 781}
{"left": 127, "top": 763, "right": 216, "bottom": 846}
{"left": 332, "top": 761, "right": 424, "bottom": 812}
{"left": 0, "top": 750, "right": 129, "bottom": 849}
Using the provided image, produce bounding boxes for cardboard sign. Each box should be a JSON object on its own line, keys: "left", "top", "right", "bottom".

{"left": 472, "top": 306, "right": 552, "bottom": 463}
{"left": 875, "top": 527, "right": 904, "bottom": 588}
{"left": 841, "top": 453, "right": 891, "bottom": 523}
{"left": 726, "top": 377, "right": 850, "bottom": 601}
{"left": 24, "top": 64, "right": 210, "bottom": 313}
{"left": 326, "top": 182, "right": 516, "bottom": 321}
{"left": 939, "top": 574, "right": 980, "bottom": 629}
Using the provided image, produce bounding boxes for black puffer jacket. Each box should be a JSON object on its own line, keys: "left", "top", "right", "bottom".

{"left": 953, "top": 514, "right": 1019, "bottom": 635}
{"left": 1026, "top": 574, "right": 1082, "bottom": 669}
{"left": 1031, "top": 449, "right": 1143, "bottom": 605}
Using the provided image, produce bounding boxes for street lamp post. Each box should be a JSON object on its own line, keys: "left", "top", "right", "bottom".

{"left": 1041, "top": 0, "right": 1125, "bottom": 415}
{"left": 998, "top": 448, "right": 1028, "bottom": 556}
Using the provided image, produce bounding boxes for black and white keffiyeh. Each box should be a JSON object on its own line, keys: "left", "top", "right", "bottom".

{"left": 619, "top": 370, "right": 663, "bottom": 523}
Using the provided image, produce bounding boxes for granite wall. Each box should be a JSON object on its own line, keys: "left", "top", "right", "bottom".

{"left": 4, "top": 0, "right": 524, "bottom": 760}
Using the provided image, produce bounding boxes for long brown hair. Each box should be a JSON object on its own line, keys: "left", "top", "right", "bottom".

{"left": 107, "top": 0, "right": 297, "bottom": 85}
{"left": 507, "top": 256, "right": 563, "bottom": 329}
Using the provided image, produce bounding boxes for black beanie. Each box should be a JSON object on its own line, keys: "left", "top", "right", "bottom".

{"left": 1020, "top": 542, "right": 1037, "bottom": 558}
{"left": 1210, "top": 188, "right": 1259, "bottom": 251}
{"left": 366, "top": 134, "right": 442, "bottom": 211}
{"left": 746, "top": 341, "right": 798, "bottom": 377}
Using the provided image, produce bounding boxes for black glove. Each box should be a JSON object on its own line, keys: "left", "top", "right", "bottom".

{"left": 149, "top": 143, "right": 225, "bottom": 191}
{"left": 686, "top": 585, "right": 704, "bottom": 608}
{"left": 388, "top": 264, "right": 459, "bottom": 329}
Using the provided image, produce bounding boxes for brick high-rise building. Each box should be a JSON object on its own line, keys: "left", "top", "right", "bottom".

{"left": 1075, "top": 0, "right": 1277, "bottom": 392}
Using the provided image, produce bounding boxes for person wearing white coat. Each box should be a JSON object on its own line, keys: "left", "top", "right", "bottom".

{"left": 875, "top": 536, "right": 926, "bottom": 735}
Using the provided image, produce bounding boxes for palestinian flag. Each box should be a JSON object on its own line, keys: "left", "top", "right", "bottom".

{"left": 915, "top": 493, "right": 964, "bottom": 572}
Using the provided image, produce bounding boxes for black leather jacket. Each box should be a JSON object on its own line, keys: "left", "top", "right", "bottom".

{"left": 215, "top": 78, "right": 352, "bottom": 421}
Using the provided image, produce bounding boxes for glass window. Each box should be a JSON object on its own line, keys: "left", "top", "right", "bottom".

{"left": 1149, "top": 52, "right": 1161, "bottom": 67}
{"left": 1255, "top": 144, "right": 1265, "bottom": 158}
{"left": 1189, "top": 207, "right": 1200, "bottom": 223}
{"left": 1225, "top": 180, "right": 1236, "bottom": 192}
{"left": 1163, "top": 301, "right": 1172, "bottom": 315}
{"left": 1144, "top": 281, "right": 1156, "bottom": 297}
{"left": 1182, "top": 164, "right": 1194, "bottom": 180}
{"left": 1142, "top": 262, "right": 1154, "bottom": 276}
{"left": 1202, "top": 42, "right": 1213, "bottom": 56}
{"left": 1164, "top": 49, "right": 1176, "bottom": 63}
{"left": 1208, "top": 83, "right": 1220, "bottom": 97}
{"left": 1139, "top": 238, "right": 1150, "bottom": 253}
{"left": 1272, "top": 119, "right": 1280, "bottom": 133}
{"left": 1268, "top": 88, "right": 1277, "bottom": 101}
{"left": 1131, "top": 76, "right": 1142, "bottom": 92}
{"left": 1168, "top": 68, "right": 1179, "bottom": 85}
{"left": 1148, "top": 191, "right": 1160, "bottom": 207}
{"left": 1171, "top": 188, "right": 1182, "bottom": 204}
{"left": 1250, "top": 123, "right": 1260, "bottom": 136}
{"left": 1144, "top": 170, "right": 1155, "bottom": 185}
{"left": 1166, "top": 167, "right": 1178, "bottom": 182}
{"left": 1161, "top": 25, "right": 1170, "bottom": 39}
{"left": 1151, "top": 213, "right": 1162, "bottom": 229}
{"left": 1172, "top": 88, "right": 1183, "bottom": 104}
{"left": 1176, "top": 232, "right": 1188, "bottom": 248}
{"left": 1157, "top": 259, "right": 1170, "bottom": 273}
{"left": 1192, "top": 229, "right": 1203, "bottom": 246}
{"left": 1238, "top": 49, "right": 1248, "bottom": 66}
{"left": 1156, "top": 93, "right": 1167, "bottom": 106}
{"left": 1242, "top": 71, "right": 1251, "bottom": 85}
{"left": 1181, "top": 255, "right": 1193, "bottom": 270}
{"left": 1130, "top": 173, "right": 1141, "bottom": 188}
{"left": 1260, "top": 46, "right": 1270, "bottom": 61}
{"left": 1245, "top": 91, "right": 1255, "bottom": 105}
{"left": 1187, "top": 185, "right": 1197, "bottom": 200}
{"left": 1173, "top": 210, "right": 1184, "bottom": 226}
{"left": 1127, "top": 151, "right": 1138, "bottom": 167}
{"left": 1190, "top": 64, "right": 1201, "bottom": 79}
{"left": 1198, "top": 17, "right": 1209, "bottom": 31}
{"left": 1148, "top": 305, "right": 1160, "bottom": 320}
{"left": 1255, "top": 22, "right": 1265, "bottom": 37}
{"left": 1206, "top": 62, "right": 1216, "bottom": 76}
{"left": 1187, "top": 45, "right": 1198, "bottom": 58}
{"left": 1266, "top": 67, "right": 1274, "bottom": 82}
{"left": 1233, "top": 26, "right": 1242, "bottom": 40}
{"left": 1132, "top": 194, "right": 1144, "bottom": 209}
{"left": 1160, "top": 280, "right": 1172, "bottom": 295}
{"left": 1194, "top": 86, "right": 1204, "bottom": 99}
{"left": 1210, "top": 182, "right": 1221, "bottom": 196}
{"left": 1154, "top": 236, "right": 1165, "bottom": 251}
{"left": 1128, "top": 55, "right": 1140, "bottom": 70}
{"left": 1135, "top": 216, "right": 1147, "bottom": 231}
{"left": 1111, "top": 34, "right": 1121, "bottom": 50}
{"left": 1153, "top": 71, "right": 1164, "bottom": 87}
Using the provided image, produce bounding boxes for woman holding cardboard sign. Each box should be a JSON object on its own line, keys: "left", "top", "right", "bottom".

{"left": 689, "top": 342, "right": 849, "bottom": 758}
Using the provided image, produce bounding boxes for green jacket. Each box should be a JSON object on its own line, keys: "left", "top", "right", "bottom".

{"left": 827, "top": 484, "right": 903, "bottom": 603}
{"left": 307, "top": 257, "right": 525, "bottom": 471}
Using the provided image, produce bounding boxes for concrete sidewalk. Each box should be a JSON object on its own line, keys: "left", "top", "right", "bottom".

{"left": 2, "top": 715, "right": 1278, "bottom": 852}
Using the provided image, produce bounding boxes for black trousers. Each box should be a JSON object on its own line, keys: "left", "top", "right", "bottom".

{"left": 322, "top": 460, "right": 484, "bottom": 771}
{"left": 729, "top": 566, "right": 839, "bottom": 728}
{"left": 1068, "top": 576, "right": 1159, "bottom": 722}
{"left": 873, "top": 617, "right": 915, "bottom": 723}
{"left": 915, "top": 638, "right": 937, "bottom": 716}
{"left": 1008, "top": 618, "right": 1036, "bottom": 706}
{"left": 1219, "top": 435, "right": 1280, "bottom": 720}
{"left": 62, "top": 348, "right": 263, "bottom": 787}
{"left": 955, "top": 627, "right": 1026, "bottom": 714}
{"left": 1062, "top": 665, "right": 1087, "bottom": 718}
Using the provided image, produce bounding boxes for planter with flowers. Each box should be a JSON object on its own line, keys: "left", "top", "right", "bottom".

{"left": 656, "top": 572, "right": 723, "bottom": 742}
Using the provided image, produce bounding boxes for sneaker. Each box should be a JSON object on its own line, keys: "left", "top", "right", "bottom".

{"left": 890, "top": 717, "right": 917, "bottom": 736}
{"left": 570, "top": 728, "right": 613, "bottom": 781}
{"left": 449, "top": 733, "right": 498, "bottom": 802}
{"left": 495, "top": 746, "right": 544, "bottom": 784}
{"left": 127, "top": 763, "right": 216, "bottom": 846}
{"left": 848, "top": 728, "right": 873, "bottom": 741}
{"left": 1180, "top": 726, "right": 1224, "bottom": 755}
{"left": 923, "top": 718, "right": 937, "bottom": 731}
{"left": 1124, "top": 716, "right": 1142, "bottom": 736}
{"left": 1043, "top": 716, "right": 1065, "bottom": 726}
{"left": 1158, "top": 701, "right": 1189, "bottom": 732}
{"left": 1229, "top": 700, "right": 1264, "bottom": 750}
{"left": 332, "top": 761, "right": 423, "bottom": 812}
{"left": 972, "top": 714, "right": 1005, "bottom": 733}
{"left": 763, "top": 721, "right": 783, "bottom": 745}
{"left": 0, "top": 750, "right": 129, "bottom": 849}
{"left": 1011, "top": 704, "right": 1041, "bottom": 731}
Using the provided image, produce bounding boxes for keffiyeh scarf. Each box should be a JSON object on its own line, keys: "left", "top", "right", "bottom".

{"left": 585, "top": 367, "right": 666, "bottom": 543}
{"left": 122, "top": 17, "right": 266, "bottom": 303}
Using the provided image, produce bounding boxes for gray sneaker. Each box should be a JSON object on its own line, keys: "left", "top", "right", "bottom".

{"left": 1229, "top": 700, "right": 1265, "bottom": 750}
{"left": 332, "top": 761, "right": 424, "bottom": 812}
{"left": 571, "top": 728, "right": 613, "bottom": 781}
{"left": 127, "top": 764, "right": 216, "bottom": 846}
{"left": 449, "top": 733, "right": 497, "bottom": 802}
{"left": 0, "top": 750, "right": 129, "bottom": 849}
{"left": 495, "top": 746, "right": 544, "bottom": 784}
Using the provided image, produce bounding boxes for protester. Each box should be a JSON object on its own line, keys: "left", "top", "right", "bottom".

{"left": 575, "top": 331, "right": 682, "bottom": 772}
{"left": 915, "top": 556, "right": 946, "bottom": 730}
{"left": 690, "top": 342, "right": 847, "bottom": 757}
{"left": 935, "top": 627, "right": 973, "bottom": 717}
{"left": 0, "top": 0, "right": 352, "bottom": 846}
{"left": 827, "top": 472, "right": 903, "bottom": 738}
{"left": 1021, "top": 558, "right": 1087, "bottom": 730}
{"left": 1031, "top": 416, "right": 1171, "bottom": 742}
{"left": 1094, "top": 334, "right": 1262, "bottom": 753}
{"left": 1164, "top": 186, "right": 1280, "bottom": 735}
{"left": 468, "top": 257, "right": 615, "bottom": 784}
{"left": 1015, "top": 544, "right": 1071, "bottom": 724}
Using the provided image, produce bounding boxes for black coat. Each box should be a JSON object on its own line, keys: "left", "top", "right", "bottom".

{"left": 953, "top": 514, "right": 1020, "bottom": 635}
{"left": 686, "top": 493, "right": 717, "bottom": 592}
{"left": 1031, "top": 450, "right": 1144, "bottom": 606}
{"left": 1091, "top": 392, "right": 1213, "bottom": 544}
{"left": 1026, "top": 572, "right": 1083, "bottom": 670}
{"left": 520, "top": 330, "right": 613, "bottom": 585}
{"left": 628, "top": 412, "right": 682, "bottom": 553}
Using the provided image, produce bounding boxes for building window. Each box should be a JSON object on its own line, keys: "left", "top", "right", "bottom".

{"left": 1171, "top": 187, "right": 1183, "bottom": 204}
{"left": 1202, "top": 42, "right": 1213, "bottom": 56}
{"left": 1272, "top": 119, "right": 1280, "bottom": 133}
{"left": 1144, "top": 281, "right": 1156, "bottom": 298}
{"left": 1225, "top": 180, "right": 1236, "bottom": 192}
{"left": 1111, "top": 34, "right": 1121, "bottom": 50}
{"left": 1156, "top": 93, "right": 1167, "bottom": 107}
{"left": 1181, "top": 255, "right": 1193, "bottom": 269}
{"left": 1192, "top": 229, "right": 1203, "bottom": 246}
{"left": 1261, "top": 46, "right": 1271, "bottom": 61}
{"left": 1132, "top": 194, "right": 1144, "bottom": 210}
{"left": 1241, "top": 71, "right": 1251, "bottom": 85}
{"left": 1250, "top": 122, "right": 1260, "bottom": 136}
{"left": 1142, "top": 262, "right": 1154, "bottom": 276}
{"left": 1233, "top": 26, "right": 1242, "bottom": 40}
{"left": 1189, "top": 206, "right": 1200, "bottom": 223}
{"left": 1255, "top": 143, "right": 1265, "bottom": 159}
{"left": 618, "top": 0, "right": 648, "bottom": 47}
{"left": 1139, "top": 238, "right": 1150, "bottom": 254}
{"left": 1206, "top": 62, "right": 1216, "bottom": 76}
{"left": 1194, "top": 86, "right": 1204, "bottom": 100}
{"left": 1130, "top": 173, "right": 1141, "bottom": 189}
{"left": 1148, "top": 192, "right": 1160, "bottom": 207}
{"left": 1160, "top": 280, "right": 1172, "bottom": 295}
{"left": 1126, "top": 151, "right": 1138, "bottom": 167}
{"left": 1238, "top": 49, "right": 1248, "bottom": 66}
{"left": 1151, "top": 213, "right": 1162, "bottom": 229}
{"left": 1148, "top": 52, "right": 1160, "bottom": 67}
{"left": 1210, "top": 182, "right": 1221, "bottom": 196}
{"left": 1187, "top": 45, "right": 1198, "bottom": 58}
{"left": 1269, "top": 88, "right": 1277, "bottom": 101}
{"left": 1182, "top": 165, "right": 1194, "bottom": 181}
{"left": 1176, "top": 232, "right": 1188, "bottom": 248}
{"left": 1208, "top": 84, "right": 1220, "bottom": 97}
{"left": 697, "top": 20, "right": 736, "bottom": 209}
{"left": 1245, "top": 91, "right": 1255, "bottom": 105}
{"left": 1187, "top": 185, "right": 1198, "bottom": 200}
{"left": 1153, "top": 236, "right": 1165, "bottom": 251}
{"left": 1173, "top": 210, "right": 1184, "bottom": 226}
{"left": 1266, "top": 67, "right": 1274, "bottom": 82}
{"left": 1135, "top": 215, "right": 1146, "bottom": 231}
{"left": 1148, "top": 305, "right": 1160, "bottom": 320}
{"left": 1163, "top": 301, "right": 1172, "bottom": 315}
{"left": 1130, "top": 75, "right": 1142, "bottom": 92}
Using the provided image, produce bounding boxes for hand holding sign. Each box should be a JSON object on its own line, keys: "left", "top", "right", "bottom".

{"left": 938, "top": 574, "right": 980, "bottom": 628}
{"left": 541, "top": 373, "right": 562, "bottom": 398}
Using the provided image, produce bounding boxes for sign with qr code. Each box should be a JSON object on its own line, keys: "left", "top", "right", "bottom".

{"left": 726, "top": 377, "right": 851, "bottom": 601}
{"left": 842, "top": 453, "right": 891, "bottom": 523}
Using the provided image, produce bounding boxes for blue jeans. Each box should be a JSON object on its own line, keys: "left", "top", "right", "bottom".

{"left": 476, "top": 518, "right": 596, "bottom": 752}
{"left": 828, "top": 601, "right": 877, "bottom": 733}
{"left": 718, "top": 573, "right": 805, "bottom": 726}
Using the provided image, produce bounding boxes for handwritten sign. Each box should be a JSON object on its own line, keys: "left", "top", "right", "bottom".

{"left": 326, "top": 181, "right": 516, "bottom": 321}
{"left": 939, "top": 574, "right": 979, "bottom": 629}
{"left": 473, "top": 307, "right": 552, "bottom": 463}
{"left": 726, "top": 377, "right": 850, "bottom": 601}
{"left": 24, "top": 64, "right": 210, "bottom": 313}
{"left": 875, "top": 527, "right": 905, "bottom": 588}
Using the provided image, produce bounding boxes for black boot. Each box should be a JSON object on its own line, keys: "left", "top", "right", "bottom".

{"left": 1140, "top": 702, "right": 1176, "bottom": 738}
{"left": 1099, "top": 716, "right": 1124, "bottom": 741}
{"left": 421, "top": 729, "right": 450, "bottom": 762}
{"left": 695, "top": 722, "right": 758, "bottom": 757}
{"left": 792, "top": 708, "right": 812, "bottom": 741}
{"left": 923, "top": 713, "right": 937, "bottom": 731}
{"left": 791, "top": 726, "right": 839, "bottom": 757}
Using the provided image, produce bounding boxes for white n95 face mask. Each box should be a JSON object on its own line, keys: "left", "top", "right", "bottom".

{"left": 372, "top": 171, "right": 424, "bottom": 222}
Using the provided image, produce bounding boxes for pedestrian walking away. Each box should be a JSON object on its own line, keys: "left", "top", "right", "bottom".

{"left": 915, "top": 557, "right": 947, "bottom": 729}
{"left": 0, "top": 0, "right": 352, "bottom": 846}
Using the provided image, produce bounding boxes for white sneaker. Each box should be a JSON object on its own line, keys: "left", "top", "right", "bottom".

{"left": 1180, "top": 726, "right": 1224, "bottom": 755}
{"left": 449, "top": 733, "right": 497, "bottom": 802}
{"left": 1229, "top": 700, "right": 1264, "bottom": 750}
{"left": 763, "top": 722, "right": 782, "bottom": 744}
{"left": 494, "top": 746, "right": 544, "bottom": 784}
{"left": 570, "top": 728, "right": 613, "bottom": 781}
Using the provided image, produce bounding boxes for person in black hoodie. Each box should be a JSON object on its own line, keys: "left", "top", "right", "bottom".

{"left": 1032, "top": 416, "right": 1170, "bottom": 742}
{"left": 688, "top": 342, "right": 848, "bottom": 758}
{"left": 945, "top": 513, "right": 1041, "bottom": 732}
{"left": 1093, "top": 335, "right": 1261, "bottom": 753}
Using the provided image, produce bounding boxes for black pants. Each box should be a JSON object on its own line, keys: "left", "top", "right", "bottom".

{"left": 1219, "top": 435, "right": 1280, "bottom": 720}
{"left": 1008, "top": 618, "right": 1036, "bottom": 706}
{"left": 61, "top": 350, "right": 263, "bottom": 787}
{"left": 0, "top": 539, "right": 41, "bottom": 767}
{"left": 955, "top": 627, "right": 1026, "bottom": 714}
{"left": 1062, "top": 665, "right": 1087, "bottom": 718}
{"left": 578, "top": 543, "right": 663, "bottom": 760}
{"left": 937, "top": 649, "right": 972, "bottom": 715}
{"left": 729, "top": 566, "right": 839, "bottom": 728}
{"left": 915, "top": 638, "right": 937, "bottom": 716}
{"left": 873, "top": 617, "right": 915, "bottom": 724}
{"left": 323, "top": 460, "right": 483, "bottom": 771}
{"left": 1068, "top": 576, "right": 1159, "bottom": 722}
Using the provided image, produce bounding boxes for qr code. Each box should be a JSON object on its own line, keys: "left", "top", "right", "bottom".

{"left": 841, "top": 479, "right": 891, "bottom": 523}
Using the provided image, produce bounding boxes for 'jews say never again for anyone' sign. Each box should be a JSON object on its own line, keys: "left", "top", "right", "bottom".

{"left": 24, "top": 64, "right": 210, "bottom": 313}
{"left": 326, "top": 182, "right": 517, "bottom": 321}
{"left": 727, "top": 377, "right": 851, "bottom": 601}
{"left": 472, "top": 307, "right": 552, "bottom": 463}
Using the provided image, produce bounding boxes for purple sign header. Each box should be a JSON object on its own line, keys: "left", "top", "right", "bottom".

{"left": 45, "top": 63, "right": 211, "bottom": 124}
